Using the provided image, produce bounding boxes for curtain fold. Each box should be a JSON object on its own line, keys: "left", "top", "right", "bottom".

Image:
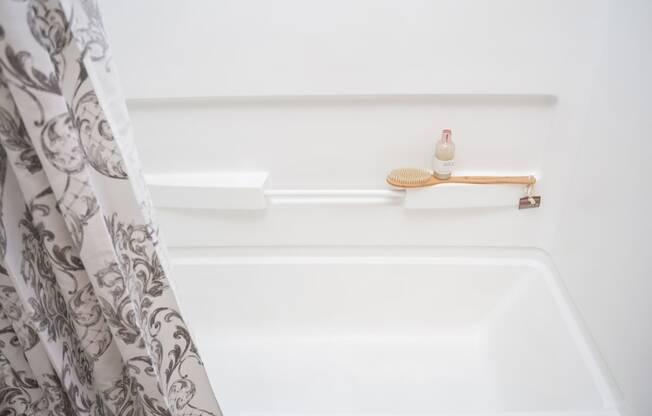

{"left": 0, "top": 1, "right": 221, "bottom": 415}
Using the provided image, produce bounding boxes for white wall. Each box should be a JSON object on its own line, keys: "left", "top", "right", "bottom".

{"left": 103, "top": 0, "right": 597, "bottom": 248}
{"left": 103, "top": 0, "right": 589, "bottom": 98}
{"left": 101, "top": 1, "right": 650, "bottom": 415}
{"left": 540, "top": 1, "right": 652, "bottom": 415}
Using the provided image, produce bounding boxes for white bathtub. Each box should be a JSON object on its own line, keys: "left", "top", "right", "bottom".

{"left": 170, "top": 248, "right": 619, "bottom": 416}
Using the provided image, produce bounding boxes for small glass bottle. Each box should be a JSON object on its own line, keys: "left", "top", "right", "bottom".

{"left": 433, "top": 129, "right": 455, "bottom": 179}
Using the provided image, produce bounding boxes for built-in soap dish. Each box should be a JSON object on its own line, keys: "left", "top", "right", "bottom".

{"left": 145, "top": 172, "right": 269, "bottom": 210}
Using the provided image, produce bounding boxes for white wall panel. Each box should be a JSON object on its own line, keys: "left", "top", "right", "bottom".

{"left": 540, "top": 2, "right": 652, "bottom": 416}
{"left": 128, "top": 94, "right": 553, "bottom": 187}
{"left": 103, "top": 0, "right": 599, "bottom": 98}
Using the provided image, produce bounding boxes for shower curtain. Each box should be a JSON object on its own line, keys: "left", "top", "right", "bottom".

{"left": 0, "top": 1, "right": 221, "bottom": 415}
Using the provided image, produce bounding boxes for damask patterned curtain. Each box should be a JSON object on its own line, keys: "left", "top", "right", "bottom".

{"left": 0, "top": 1, "right": 221, "bottom": 415}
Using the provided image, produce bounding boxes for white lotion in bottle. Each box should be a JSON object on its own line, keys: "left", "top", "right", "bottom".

{"left": 433, "top": 129, "right": 455, "bottom": 179}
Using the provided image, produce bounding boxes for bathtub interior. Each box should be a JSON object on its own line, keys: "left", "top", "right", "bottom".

{"left": 171, "top": 254, "right": 611, "bottom": 415}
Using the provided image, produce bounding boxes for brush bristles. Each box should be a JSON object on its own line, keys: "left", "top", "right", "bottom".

{"left": 387, "top": 168, "right": 433, "bottom": 187}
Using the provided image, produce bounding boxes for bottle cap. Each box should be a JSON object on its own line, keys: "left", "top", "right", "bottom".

{"left": 441, "top": 129, "right": 452, "bottom": 144}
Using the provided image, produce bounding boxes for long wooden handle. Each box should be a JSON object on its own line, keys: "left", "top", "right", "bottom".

{"left": 441, "top": 175, "right": 536, "bottom": 185}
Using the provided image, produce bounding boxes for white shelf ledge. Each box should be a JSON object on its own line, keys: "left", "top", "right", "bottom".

{"left": 404, "top": 183, "right": 529, "bottom": 210}
{"left": 145, "top": 172, "right": 537, "bottom": 210}
{"left": 146, "top": 172, "right": 269, "bottom": 210}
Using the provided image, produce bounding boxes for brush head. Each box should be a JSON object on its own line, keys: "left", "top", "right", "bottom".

{"left": 386, "top": 168, "right": 434, "bottom": 188}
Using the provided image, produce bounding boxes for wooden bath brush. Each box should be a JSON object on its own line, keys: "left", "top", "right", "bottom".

{"left": 386, "top": 168, "right": 536, "bottom": 189}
